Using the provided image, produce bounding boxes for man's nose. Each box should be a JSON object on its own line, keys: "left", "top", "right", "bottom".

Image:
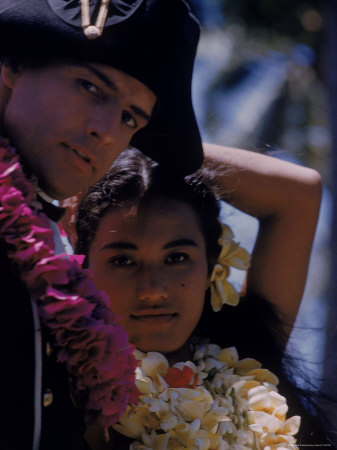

{"left": 137, "top": 266, "right": 168, "bottom": 303}
{"left": 86, "top": 105, "right": 121, "bottom": 146}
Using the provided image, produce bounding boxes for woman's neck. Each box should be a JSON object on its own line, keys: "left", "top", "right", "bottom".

{"left": 164, "top": 341, "right": 193, "bottom": 366}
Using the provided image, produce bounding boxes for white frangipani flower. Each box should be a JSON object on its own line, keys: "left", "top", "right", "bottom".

{"left": 113, "top": 342, "right": 301, "bottom": 449}
{"left": 210, "top": 223, "right": 251, "bottom": 311}
{"left": 141, "top": 352, "right": 169, "bottom": 378}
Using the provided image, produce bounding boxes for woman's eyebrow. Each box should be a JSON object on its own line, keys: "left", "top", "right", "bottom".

{"left": 100, "top": 242, "right": 138, "bottom": 252}
{"left": 163, "top": 239, "right": 198, "bottom": 249}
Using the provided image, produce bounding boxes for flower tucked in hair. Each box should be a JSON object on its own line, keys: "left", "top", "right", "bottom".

{"left": 210, "top": 222, "right": 251, "bottom": 312}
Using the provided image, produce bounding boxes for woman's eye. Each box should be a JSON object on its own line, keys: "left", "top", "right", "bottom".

{"left": 121, "top": 111, "right": 137, "bottom": 129}
{"left": 166, "top": 253, "right": 189, "bottom": 265}
{"left": 108, "top": 255, "right": 135, "bottom": 267}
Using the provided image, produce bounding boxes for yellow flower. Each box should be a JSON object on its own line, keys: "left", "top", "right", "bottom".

{"left": 210, "top": 267, "right": 239, "bottom": 311}
{"left": 260, "top": 431, "right": 298, "bottom": 449}
{"left": 113, "top": 405, "right": 148, "bottom": 439}
{"left": 247, "top": 410, "right": 282, "bottom": 433}
{"left": 142, "top": 430, "right": 170, "bottom": 449}
{"left": 160, "top": 413, "right": 178, "bottom": 431}
{"left": 202, "top": 405, "right": 231, "bottom": 431}
{"left": 171, "top": 421, "right": 199, "bottom": 447}
{"left": 209, "top": 223, "right": 251, "bottom": 312}
{"left": 248, "top": 386, "right": 287, "bottom": 415}
{"left": 216, "top": 346, "right": 239, "bottom": 367}
{"left": 234, "top": 358, "right": 262, "bottom": 376}
{"left": 141, "top": 352, "right": 169, "bottom": 378}
{"left": 135, "top": 367, "right": 155, "bottom": 395}
{"left": 171, "top": 387, "right": 213, "bottom": 421}
{"left": 281, "top": 415, "right": 301, "bottom": 436}
{"left": 246, "top": 368, "right": 279, "bottom": 385}
{"left": 143, "top": 396, "right": 169, "bottom": 414}
{"left": 217, "top": 225, "right": 251, "bottom": 270}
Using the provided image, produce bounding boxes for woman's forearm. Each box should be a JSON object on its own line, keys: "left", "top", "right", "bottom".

{"left": 203, "top": 143, "right": 322, "bottom": 333}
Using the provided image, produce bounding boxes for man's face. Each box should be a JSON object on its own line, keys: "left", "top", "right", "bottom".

{"left": 1, "top": 60, "right": 156, "bottom": 199}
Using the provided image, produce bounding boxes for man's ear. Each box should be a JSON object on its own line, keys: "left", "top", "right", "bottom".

{"left": 1, "top": 60, "right": 22, "bottom": 89}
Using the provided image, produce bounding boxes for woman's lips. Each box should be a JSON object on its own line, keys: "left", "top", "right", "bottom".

{"left": 131, "top": 313, "right": 177, "bottom": 324}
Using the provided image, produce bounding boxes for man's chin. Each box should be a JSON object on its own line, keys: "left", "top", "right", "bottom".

{"left": 40, "top": 182, "right": 81, "bottom": 201}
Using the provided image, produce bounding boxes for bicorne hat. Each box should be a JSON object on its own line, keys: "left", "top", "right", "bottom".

{"left": 0, "top": 0, "right": 202, "bottom": 175}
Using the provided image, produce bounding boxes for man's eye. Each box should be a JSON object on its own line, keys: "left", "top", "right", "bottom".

{"left": 108, "top": 256, "right": 135, "bottom": 267}
{"left": 121, "top": 111, "right": 137, "bottom": 129}
{"left": 78, "top": 79, "right": 101, "bottom": 96}
{"left": 166, "top": 253, "right": 189, "bottom": 264}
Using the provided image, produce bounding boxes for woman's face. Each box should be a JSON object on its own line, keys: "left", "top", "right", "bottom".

{"left": 88, "top": 198, "right": 209, "bottom": 360}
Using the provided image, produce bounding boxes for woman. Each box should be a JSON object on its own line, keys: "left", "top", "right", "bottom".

{"left": 75, "top": 147, "right": 329, "bottom": 448}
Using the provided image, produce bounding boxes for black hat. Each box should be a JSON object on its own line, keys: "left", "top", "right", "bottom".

{"left": 0, "top": 0, "right": 203, "bottom": 175}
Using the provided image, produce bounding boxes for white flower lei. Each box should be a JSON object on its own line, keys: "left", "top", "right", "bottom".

{"left": 114, "top": 342, "right": 300, "bottom": 449}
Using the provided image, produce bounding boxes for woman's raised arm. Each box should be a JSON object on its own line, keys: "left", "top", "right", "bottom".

{"left": 203, "top": 143, "right": 322, "bottom": 335}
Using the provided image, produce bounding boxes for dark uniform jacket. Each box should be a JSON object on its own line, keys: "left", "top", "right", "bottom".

{"left": 1, "top": 238, "right": 88, "bottom": 450}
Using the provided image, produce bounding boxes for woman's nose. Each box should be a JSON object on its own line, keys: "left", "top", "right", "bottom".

{"left": 137, "top": 266, "right": 168, "bottom": 303}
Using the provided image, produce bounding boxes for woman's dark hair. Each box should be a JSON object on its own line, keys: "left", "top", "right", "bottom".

{"left": 76, "top": 147, "right": 333, "bottom": 445}
{"left": 76, "top": 147, "right": 222, "bottom": 272}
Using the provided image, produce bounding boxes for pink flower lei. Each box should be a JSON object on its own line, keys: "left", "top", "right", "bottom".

{"left": 0, "top": 138, "right": 139, "bottom": 427}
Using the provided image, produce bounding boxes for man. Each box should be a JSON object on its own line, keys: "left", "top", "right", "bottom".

{"left": 0, "top": 1, "right": 202, "bottom": 448}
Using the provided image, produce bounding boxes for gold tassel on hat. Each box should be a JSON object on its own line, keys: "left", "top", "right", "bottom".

{"left": 81, "top": 0, "right": 109, "bottom": 39}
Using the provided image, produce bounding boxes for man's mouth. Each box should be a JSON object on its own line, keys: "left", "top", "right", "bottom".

{"left": 72, "top": 147, "right": 91, "bottom": 163}
{"left": 61, "top": 142, "right": 92, "bottom": 166}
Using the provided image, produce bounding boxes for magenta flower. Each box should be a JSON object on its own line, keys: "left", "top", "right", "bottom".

{"left": 0, "top": 140, "right": 139, "bottom": 426}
